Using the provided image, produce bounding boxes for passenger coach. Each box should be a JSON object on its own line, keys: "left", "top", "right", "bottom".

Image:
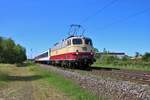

{"left": 34, "top": 50, "right": 50, "bottom": 64}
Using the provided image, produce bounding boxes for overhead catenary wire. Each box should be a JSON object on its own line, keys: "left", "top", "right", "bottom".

{"left": 80, "top": 0, "right": 119, "bottom": 24}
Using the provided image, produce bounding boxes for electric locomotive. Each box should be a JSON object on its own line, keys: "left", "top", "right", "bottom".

{"left": 34, "top": 25, "right": 95, "bottom": 68}
{"left": 50, "top": 35, "right": 95, "bottom": 67}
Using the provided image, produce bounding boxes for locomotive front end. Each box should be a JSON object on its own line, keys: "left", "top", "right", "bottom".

{"left": 70, "top": 36, "right": 95, "bottom": 67}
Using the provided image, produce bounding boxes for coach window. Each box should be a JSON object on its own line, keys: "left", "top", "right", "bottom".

{"left": 73, "top": 38, "right": 82, "bottom": 45}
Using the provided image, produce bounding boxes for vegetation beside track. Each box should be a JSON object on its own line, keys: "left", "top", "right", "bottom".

{"left": 0, "top": 64, "right": 99, "bottom": 100}
{"left": 0, "top": 71, "right": 8, "bottom": 86}
{"left": 0, "top": 64, "right": 14, "bottom": 86}
{"left": 93, "top": 52, "right": 150, "bottom": 71}
{"left": 93, "top": 61, "right": 150, "bottom": 71}
{"left": 30, "top": 65, "right": 99, "bottom": 100}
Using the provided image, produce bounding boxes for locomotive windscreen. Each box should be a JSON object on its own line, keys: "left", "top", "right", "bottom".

{"left": 85, "top": 39, "right": 93, "bottom": 46}
{"left": 73, "top": 38, "right": 82, "bottom": 45}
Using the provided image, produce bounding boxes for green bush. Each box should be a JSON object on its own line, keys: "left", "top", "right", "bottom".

{"left": 0, "top": 36, "right": 27, "bottom": 64}
{"left": 142, "top": 52, "right": 150, "bottom": 62}
{"left": 94, "top": 53, "right": 150, "bottom": 71}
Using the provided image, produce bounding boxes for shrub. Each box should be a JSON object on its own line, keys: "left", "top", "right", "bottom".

{"left": 0, "top": 36, "right": 27, "bottom": 64}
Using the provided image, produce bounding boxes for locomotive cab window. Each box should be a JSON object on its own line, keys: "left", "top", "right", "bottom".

{"left": 85, "top": 39, "right": 93, "bottom": 46}
{"left": 73, "top": 38, "right": 82, "bottom": 45}
{"left": 67, "top": 40, "right": 71, "bottom": 46}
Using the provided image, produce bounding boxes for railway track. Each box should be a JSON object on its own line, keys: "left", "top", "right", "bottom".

{"left": 91, "top": 68, "right": 150, "bottom": 85}
{"left": 39, "top": 64, "right": 150, "bottom": 85}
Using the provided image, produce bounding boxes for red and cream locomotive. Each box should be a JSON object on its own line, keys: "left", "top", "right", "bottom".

{"left": 35, "top": 25, "right": 95, "bottom": 68}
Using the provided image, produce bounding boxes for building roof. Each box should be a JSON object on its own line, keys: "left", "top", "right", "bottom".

{"left": 97, "top": 52, "right": 125, "bottom": 55}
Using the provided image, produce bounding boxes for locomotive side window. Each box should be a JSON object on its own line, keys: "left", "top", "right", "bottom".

{"left": 67, "top": 40, "right": 71, "bottom": 46}
{"left": 85, "top": 39, "right": 93, "bottom": 46}
{"left": 73, "top": 38, "right": 82, "bottom": 45}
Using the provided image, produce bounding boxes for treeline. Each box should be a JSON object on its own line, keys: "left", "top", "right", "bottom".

{"left": 0, "top": 36, "right": 27, "bottom": 64}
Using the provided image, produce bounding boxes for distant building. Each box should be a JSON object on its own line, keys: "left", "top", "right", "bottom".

{"left": 96, "top": 52, "right": 126, "bottom": 59}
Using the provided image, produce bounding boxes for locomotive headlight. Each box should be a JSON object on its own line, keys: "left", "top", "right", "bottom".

{"left": 76, "top": 52, "right": 79, "bottom": 55}
{"left": 91, "top": 52, "right": 94, "bottom": 55}
{"left": 76, "top": 50, "right": 79, "bottom": 55}
{"left": 90, "top": 50, "right": 94, "bottom": 55}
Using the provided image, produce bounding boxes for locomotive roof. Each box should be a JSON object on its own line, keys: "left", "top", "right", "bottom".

{"left": 66, "top": 35, "right": 89, "bottom": 39}
{"left": 52, "top": 35, "right": 91, "bottom": 49}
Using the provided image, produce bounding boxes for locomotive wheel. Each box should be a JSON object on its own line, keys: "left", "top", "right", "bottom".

{"left": 63, "top": 61, "right": 68, "bottom": 68}
{"left": 68, "top": 62, "right": 73, "bottom": 69}
{"left": 60, "top": 61, "right": 64, "bottom": 67}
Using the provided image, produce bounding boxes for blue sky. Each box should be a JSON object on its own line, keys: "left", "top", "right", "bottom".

{"left": 0, "top": 0, "right": 150, "bottom": 58}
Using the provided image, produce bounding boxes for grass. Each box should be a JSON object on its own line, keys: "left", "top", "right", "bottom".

{"left": 0, "top": 72, "right": 8, "bottom": 86}
{"left": 0, "top": 63, "right": 103, "bottom": 100}
{"left": 0, "top": 64, "right": 10, "bottom": 86}
{"left": 29, "top": 65, "right": 102, "bottom": 100}
{"left": 92, "top": 61, "right": 150, "bottom": 72}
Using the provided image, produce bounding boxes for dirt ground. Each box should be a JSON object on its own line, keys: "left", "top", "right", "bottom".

{"left": 0, "top": 64, "right": 69, "bottom": 100}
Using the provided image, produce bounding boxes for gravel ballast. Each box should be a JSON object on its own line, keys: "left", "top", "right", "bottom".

{"left": 40, "top": 65, "right": 150, "bottom": 100}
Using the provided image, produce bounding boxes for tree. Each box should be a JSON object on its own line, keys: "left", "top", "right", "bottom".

{"left": 2, "top": 38, "right": 16, "bottom": 63}
{"left": 14, "top": 44, "right": 27, "bottom": 63}
{"left": 142, "top": 52, "right": 150, "bottom": 62}
{"left": 0, "top": 36, "right": 27, "bottom": 63}
{"left": 103, "top": 48, "right": 107, "bottom": 53}
{"left": 0, "top": 37, "right": 3, "bottom": 62}
{"left": 135, "top": 52, "right": 140, "bottom": 58}
{"left": 93, "top": 48, "right": 99, "bottom": 53}
{"left": 93, "top": 48, "right": 100, "bottom": 59}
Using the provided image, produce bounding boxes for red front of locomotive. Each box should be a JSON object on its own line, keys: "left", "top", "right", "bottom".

{"left": 73, "top": 51, "right": 95, "bottom": 66}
